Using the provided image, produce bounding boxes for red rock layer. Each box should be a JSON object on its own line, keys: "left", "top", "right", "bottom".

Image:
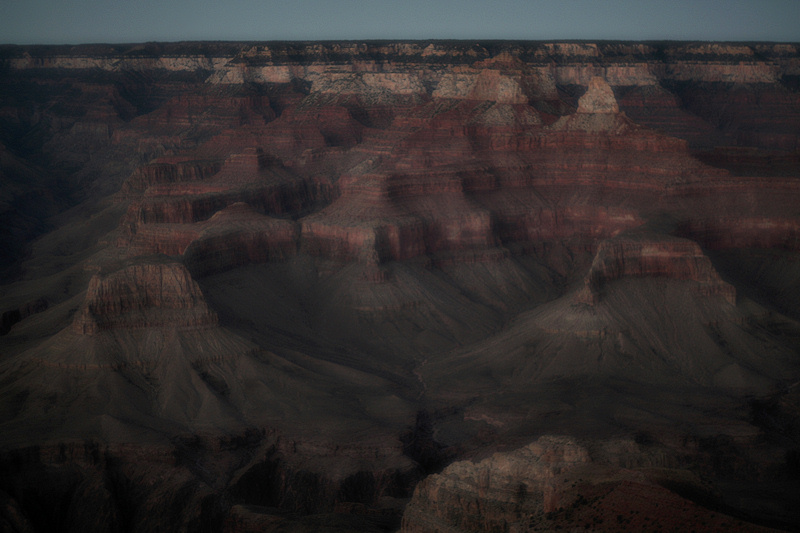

{"left": 120, "top": 157, "right": 224, "bottom": 195}
{"left": 122, "top": 148, "right": 326, "bottom": 249}
{"left": 576, "top": 233, "right": 736, "bottom": 305}
{"left": 254, "top": 104, "right": 366, "bottom": 158}
{"left": 299, "top": 78, "right": 725, "bottom": 268}
{"left": 300, "top": 169, "right": 497, "bottom": 263}
{"left": 617, "top": 85, "right": 728, "bottom": 148}
{"left": 183, "top": 202, "right": 299, "bottom": 276}
{"left": 137, "top": 88, "right": 275, "bottom": 131}
{"left": 92, "top": 53, "right": 798, "bottom": 284}
{"left": 679, "top": 217, "right": 800, "bottom": 251}
{"left": 73, "top": 260, "right": 217, "bottom": 335}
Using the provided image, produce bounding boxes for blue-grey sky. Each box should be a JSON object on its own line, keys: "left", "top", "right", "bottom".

{"left": 1, "top": 0, "right": 798, "bottom": 45}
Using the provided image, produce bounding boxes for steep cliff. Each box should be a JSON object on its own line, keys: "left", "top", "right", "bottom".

{"left": 576, "top": 232, "right": 736, "bottom": 305}
{"left": 72, "top": 258, "right": 218, "bottom": 334}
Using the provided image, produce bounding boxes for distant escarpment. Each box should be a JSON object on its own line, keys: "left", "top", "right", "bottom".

{"left": 2, "top": 40, "right": 800, "bottom": 533}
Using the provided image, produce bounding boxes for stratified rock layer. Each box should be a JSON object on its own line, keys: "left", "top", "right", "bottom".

{"left": 73, "top": 259, "right": 217, "bottom": 334}
{"left": 577, "top": 232, "right": 736, "bottom": 305}
{"left": 402, "top": 436, "right": 591, "bottom": 532}
{"left": 401, "top": 436, "right": 779, "bottom": 532}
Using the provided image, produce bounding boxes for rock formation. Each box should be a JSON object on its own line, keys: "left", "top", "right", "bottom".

{"left": 401, "top": 436, "right": 779, "bottom": 532}
{"left": 72, "top": 258, "right": 218, "bottom": 334}
{"left": 576, "top": 232, "right": 736, "bottom": 305}
{"left": 577, "top": 76, "right": 619, "bottom": 114}
{"left": 182, "top": 202, "right": 298, "bottom": 276}
{"left": 1, "top": 40, "right": 799, "bottom": 531}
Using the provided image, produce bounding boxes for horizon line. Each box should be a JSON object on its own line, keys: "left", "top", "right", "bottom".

{"left": 3, "top": 38, "right": 800, "bottom": 47}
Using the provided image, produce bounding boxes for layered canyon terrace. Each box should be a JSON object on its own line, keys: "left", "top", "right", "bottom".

{"left": 1, "top": 41, "right": 800, "bottom": 531}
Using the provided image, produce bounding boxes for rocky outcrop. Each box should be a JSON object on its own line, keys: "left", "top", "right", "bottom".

{"left": 118, "top": 148, "right": 313, "bottom": 275}
{"left": 120, "top": 157, "right": 224, "bottom": 196}
{"left": 577, "top": 76, "right": 619, "bottom": 114}
{"left": 45, "top": 40, "right": 794, "bottom": 278}
{"left": 402, "top": 436, "right": 590, "bottom": 532}
{"left": 401, "top": 436, "right": 778, "bottom": 533}
{"left": 296, "top": 72, "right": 714, "bottom": 269}
{"left": 72, "top": 259, "right": 217, "bottom": 334}
{"left": 122, "top": 148, "right": 326, "bottom": 237}
{"left": 577, "top": 233, "right": 736, "bottom": 305}
{"left": 432, "top": 66, "right": 556, "bottom": 104}
{"left": 300, "top": 169, "right": 497, "bottom": 264}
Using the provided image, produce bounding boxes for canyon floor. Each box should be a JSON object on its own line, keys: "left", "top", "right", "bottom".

{"left": 1, "top": 41, "right": 800, "bottom": 531}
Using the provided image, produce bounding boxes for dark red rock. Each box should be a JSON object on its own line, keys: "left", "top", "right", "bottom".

{"left": 120, "top": 157, "right": 224, "bottom": 196}
{"left": 73, "top": 259, "right": 217, "bottom": 335}
{"left": 576, "top": 233, "right": 736, "bottom": 305}
{"left": 183, "top": 202, "right": 299, "bottom": 276}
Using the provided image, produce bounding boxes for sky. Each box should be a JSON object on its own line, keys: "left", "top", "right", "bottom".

{"left": 0, "top": 0, "right": 798, "bottom": 45}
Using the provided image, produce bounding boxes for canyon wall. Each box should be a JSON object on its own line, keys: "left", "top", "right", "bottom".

{"left": 1, "top": 40, "right": 799, "bottom": 532}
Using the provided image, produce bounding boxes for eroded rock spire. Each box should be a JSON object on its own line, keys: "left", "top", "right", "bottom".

{"left": 577, "top": 76, "right": 619, "bottom": 114}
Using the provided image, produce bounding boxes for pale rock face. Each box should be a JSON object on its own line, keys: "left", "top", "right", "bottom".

{"left": 673, "top": 43, "right": 755, "bottom": 56}
{"left": 401, "top": 436, "right": 592, "bottom": 532}
{"left": 310, "top": 72, "right": 426, "bottom": 95}
{"left": 540, "top": 42, "right": 601, "bottom": 58}
{"left": 362, "top": 73, "right": 426, "bottom": 95}
{"left": 577, "top": 76, "right": 619, "bottom": 114}
{"left": 209, "top": 65, "right": 295, "bottom": 84}
{"left": 433, "top": 69, "right": 529, "bottom": 103}
{"left": 432, "top": 72, "right": 478, "bottom": 99}
{"left": 554, "top": 64, "right": 659, "bottom": 86}
{"left": 550, "top": 75, "right": 627, "bottom": 131}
